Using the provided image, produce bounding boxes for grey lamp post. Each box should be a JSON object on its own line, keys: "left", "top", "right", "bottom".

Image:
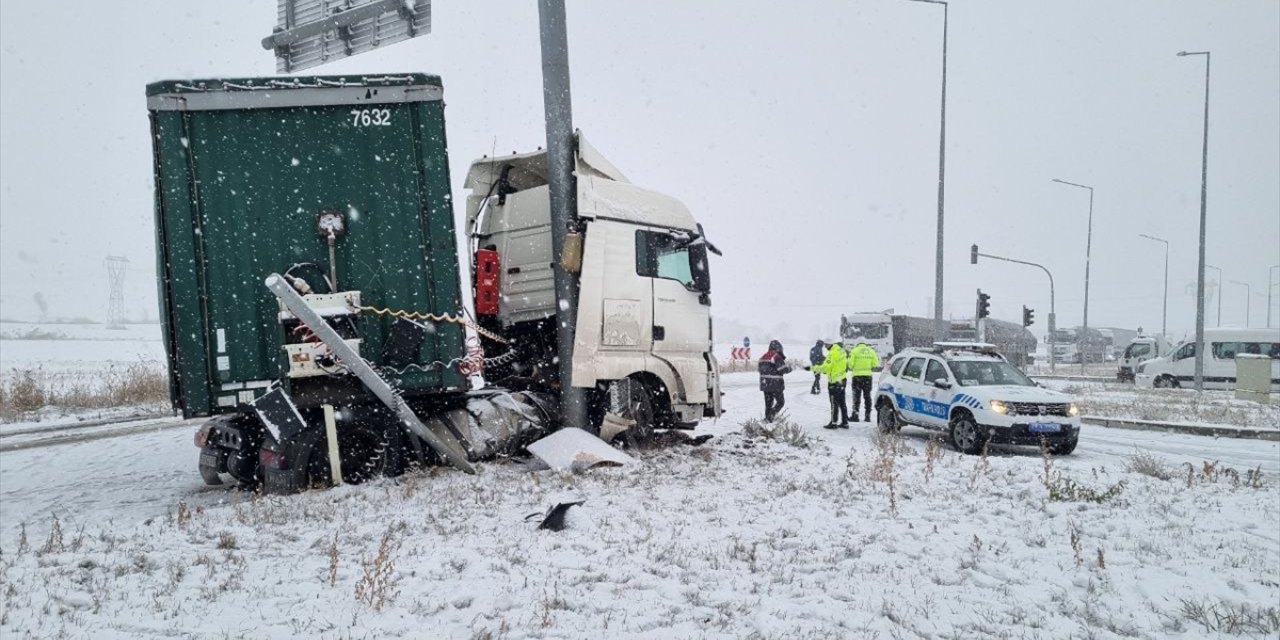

{"left": 905, "top": 0, "right": 949, "bottom": 342}
{"left": 1138, "top": 234, "right": 1169, "bottom": 339}
{"left": 1206, "top": 264, "right": 1222, "bottom": 326}
{"left": 1051, "top": 178, "right": 1094, "bottom": 373}
{"left": 1268, "top": 265, "right": 1279, "bottom": 329}
{"left": 1178, "top": 50, "right": 1210, "bottom": 392}
{"left": 1229, "top": 280, "right": 1251, "bottom": 327}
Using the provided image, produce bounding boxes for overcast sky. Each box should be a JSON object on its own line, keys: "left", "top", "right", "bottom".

{"left": 2, "top": 0, "right": 1277, "bottom": 341}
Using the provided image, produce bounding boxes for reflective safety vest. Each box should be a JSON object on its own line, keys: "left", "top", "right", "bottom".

{"left": 849, "top": 344, "right": 880, "bottom": 377}
{"left": 815, "top": 345, "right": 851, "bottom": 383}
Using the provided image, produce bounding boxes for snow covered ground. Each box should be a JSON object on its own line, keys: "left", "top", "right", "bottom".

{"left": 1, "top": 370, "right": 1277, "bottom": 639}
{"left": 1041, "top": 379, "right": 1280, "bottom": 431}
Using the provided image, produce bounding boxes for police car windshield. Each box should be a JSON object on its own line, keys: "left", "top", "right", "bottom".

{"left": 948, "top": 361, "right": 1035, "bottom": 387}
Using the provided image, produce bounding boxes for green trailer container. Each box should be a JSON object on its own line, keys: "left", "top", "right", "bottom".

{"left": 147, "top": 74, "right": 466, "bottom": 419}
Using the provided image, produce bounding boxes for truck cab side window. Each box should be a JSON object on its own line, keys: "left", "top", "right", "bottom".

{"left": 1175, "top": 343, "right": 1195, "bottom": 360}
{"left": 636, "top": 230, "right": 710, "bottom": 292}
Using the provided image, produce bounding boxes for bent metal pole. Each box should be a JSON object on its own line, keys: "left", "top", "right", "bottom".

{"left": 265, "top": 274, "right": 477, "bottom": 474}
{"left": 538, "top": 0, "right": 588, "bottom": 431}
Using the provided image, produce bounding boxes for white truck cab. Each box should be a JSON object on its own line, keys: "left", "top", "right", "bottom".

{"left": 463, "top": 134, "right": 722, "bottom": 432}
{"left": 1134, "top": 328, "right": 1280, "bottom": 390}
{"left": 875, "top": 342, "right": 1081, "bottom": 455}
{"left": 1117, "top": 335, "right": 1169, "bottom": 382}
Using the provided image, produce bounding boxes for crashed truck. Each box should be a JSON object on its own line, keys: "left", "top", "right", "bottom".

{"left": 146, "top": 74, "right": 721, "bottom": 492}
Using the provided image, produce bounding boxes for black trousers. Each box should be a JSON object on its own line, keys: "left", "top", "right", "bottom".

{"left": 828, "top": 380, "right": 848, "bottom": 425}
{"left": 851, "top": 376, "right": 873, "bottom": 417}
{"left": 811, "top": 371, "right": 822, "bottom": 393}
{"left": 763, "top": 389, "right": 785, "bottom": 421}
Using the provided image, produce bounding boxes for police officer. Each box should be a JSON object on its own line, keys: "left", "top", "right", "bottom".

{"left": 808, "top": 339, "right": 851, "bottom": 429}
{"left": 848, "top": 337, "right": 880, "bottom": 422}
{"left": 808, "top": 339, "right": 826, "bottom": 394}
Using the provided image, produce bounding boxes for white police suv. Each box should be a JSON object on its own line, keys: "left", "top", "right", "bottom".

{"left": 875, "top": 343, "right": 1081, "bottom": 455}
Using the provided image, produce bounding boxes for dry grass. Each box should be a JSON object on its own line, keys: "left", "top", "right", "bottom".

{"left": 1125, "top": 451, "right": 1175, "bottom": 480}
{"left": 742, "top": 414, "right": 812, "bottom": 449}
{"left": 0, "top": 362, "right": 168, "bottom": 422}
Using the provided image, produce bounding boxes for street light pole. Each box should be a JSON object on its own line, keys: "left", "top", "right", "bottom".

{"left": 1268, "top": 265, "right": 1279, "bottom": 329}
{"left": 1206, "top": 264, "right": 1222, "bottom": 326}
{"left": 905, "top": 0, "right": 949, "bottom": 342}
{"left": 1229, "top": 280, "right": 1251, "bottom": 327}
{"left": 1138, "top": 234, "right": 1169, "bottom": 339}
{"left": 1178, "top": 50, "right": 1210, "bottom": 392}
{"left": 971, "top": 246, "right": 1055, "bottom": 372}
{"left": 1051, "top": 178, "right": 1094, "bottom": 373}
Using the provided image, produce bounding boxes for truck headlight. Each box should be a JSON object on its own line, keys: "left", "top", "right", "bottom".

{"left": 989, "top": 400, "right": 1009, "bottom": 415}
{"left": 1068, "top": 403, "right": 1080, "bottom": 417}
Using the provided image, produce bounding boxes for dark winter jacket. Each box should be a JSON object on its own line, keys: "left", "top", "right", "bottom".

{"left": 758, "top": 340, "right": 793, "bottom": 393}
{"left": 809, "top": 341, "right": 826, "bottom": 366}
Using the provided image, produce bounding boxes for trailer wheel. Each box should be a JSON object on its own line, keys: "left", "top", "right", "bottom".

{"left": 303, "top": 425, "right": 390, "bottom": 487}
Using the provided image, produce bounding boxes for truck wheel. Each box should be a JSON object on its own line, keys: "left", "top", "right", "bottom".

{"left": 949, "top": 411, "right": 987, "bottom": 455}
{"left": 608, "top": 378, "right": 662, "bottom": 449}
{"left": 1154, "top": 375, "right": 1177, "bottom": 389}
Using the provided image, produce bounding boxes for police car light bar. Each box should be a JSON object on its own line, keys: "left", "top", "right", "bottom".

{"left": 932, "top": 341, "right": 998, "bottom": 351}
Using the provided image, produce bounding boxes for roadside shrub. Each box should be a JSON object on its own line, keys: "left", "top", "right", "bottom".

{"left": 1047, "top": 474, "right": 1125, "bottom": 504}
{"left": 1126, "top": 452, "right": 1174, "bottom": 481}
{"left": 742, "top": 414, "right": 811, "bottom": 449}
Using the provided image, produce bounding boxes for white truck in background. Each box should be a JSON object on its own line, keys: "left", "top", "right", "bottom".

{"left": 464, "top": 134, "right": 723, "bottom": 443}
{"left": 1117, "top": 335, "right": 1170, "bottom": 382}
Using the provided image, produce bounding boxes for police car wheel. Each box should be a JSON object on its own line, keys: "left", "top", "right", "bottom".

{"left": 949, "top": 412, "right": 986, "bottom": 455}
{"left": 876, "top": 401, "right": 898, "bottom": 434}
{"left": 1048, "top": 437, "right": 1078, "bottom": 456}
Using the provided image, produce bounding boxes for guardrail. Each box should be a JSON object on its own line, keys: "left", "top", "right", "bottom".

{"left": 1024, "top": 373, "right": 1116, "bottom": 381}
{"left": 1081, "top": 415, "right": 1280, "bottom": 441}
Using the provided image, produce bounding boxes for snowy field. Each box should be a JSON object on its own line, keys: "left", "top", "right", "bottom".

{"left": 1, "top": 370, "right": 1278, "bottom": 639}
{"left": 1040, "top": 380, "right": 1280, "bottom": 432}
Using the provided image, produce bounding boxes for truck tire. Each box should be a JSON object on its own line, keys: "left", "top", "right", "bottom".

{"left": 1154, "top": 375, "right": 1178, "bottom": 389}
{"left": 1048, "top": 437, "right": 1078, "bottom": 456}
{"left": 607, "top": 377, "right": 666, "bottom": 449}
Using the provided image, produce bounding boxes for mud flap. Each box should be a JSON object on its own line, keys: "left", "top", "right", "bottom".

{"left": 527, "top": 427, "right": 635, "bottom": 472}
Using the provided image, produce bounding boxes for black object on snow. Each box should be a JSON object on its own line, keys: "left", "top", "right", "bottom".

{"left": 527, "top": 500, "right": 586, "bottom": 532}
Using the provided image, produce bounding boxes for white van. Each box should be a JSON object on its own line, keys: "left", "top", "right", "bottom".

{"left": 1134, "top": 328, "right": 1280, "bottom": 390}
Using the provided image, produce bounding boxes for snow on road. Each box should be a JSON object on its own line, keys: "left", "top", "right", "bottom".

{"left": 0, "top": 370, "right": 1277, "bottom": 639}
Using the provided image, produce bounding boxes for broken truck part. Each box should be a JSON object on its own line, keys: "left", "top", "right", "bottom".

{"left": 146, "top": 74, "right": 720, "bottom": 492}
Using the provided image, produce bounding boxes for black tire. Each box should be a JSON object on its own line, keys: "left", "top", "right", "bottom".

{"left": 1048, "top": 437, "right": 1078, "bottom": 456}
{"left": 303, "top": 425, "right": 390, "bottom": 487}
{"left": 1154, "top": 375, "right": 1178, "bottom": 389}
{"left": 949, "top": 411, "right": 987, "bottom": 455}
{"left": 876, "top": 399, "right": 899, "bottom": 434}
{"left": 607, "top": 378, "right": 665, "bottom": 449}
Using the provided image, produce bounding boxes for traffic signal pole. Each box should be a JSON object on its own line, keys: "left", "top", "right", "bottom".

{"left": 971, "top": 245, "right": 1056, "bottom": 372}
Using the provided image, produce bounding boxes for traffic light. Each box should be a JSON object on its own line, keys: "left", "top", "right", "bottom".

{"left": 1022, "top": 305, "right": 1035, "bottom": 327}
{"left": 977, "top": 290, "right": 991, "bottom": 319}
{"left": 970, "top": 244, "right": 979, "bottom": 265}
